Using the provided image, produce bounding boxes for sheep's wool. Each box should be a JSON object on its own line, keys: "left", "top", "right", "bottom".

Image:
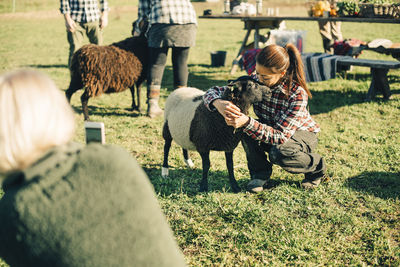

{"left": 164, "top": 87, "right": 204, "bottom": 151}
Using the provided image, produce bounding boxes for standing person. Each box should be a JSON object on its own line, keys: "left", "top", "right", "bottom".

{"left": 134, "top": 0, "right": 197, "bottom": 118}
{"left": 318, "top": 0, "right": 343, "bottom": 53}
{"left": 203, "top": 44, "right": 327, "bottom": 192}
{"left": 0, "top": 69, "right": 187, "bottom": 267}
{"left": 60, "top": 0, "right": 109, "bottom": 67}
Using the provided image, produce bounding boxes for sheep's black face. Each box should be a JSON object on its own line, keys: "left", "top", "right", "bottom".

{"left": 131, "top": 19, "right": 149, "bottom": 37}
{"left": 224, "top": 76, "right": 271, "bottom": 115}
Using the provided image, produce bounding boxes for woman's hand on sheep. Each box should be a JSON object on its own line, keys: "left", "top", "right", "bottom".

{"left": 225, "top": 113, "right": 250, "bottom": 128}
{"left": 213, "top": 99, "right": 240, "bottom": 118}
{"left": 213, "top": 99, "right": 250, "bottom": 128}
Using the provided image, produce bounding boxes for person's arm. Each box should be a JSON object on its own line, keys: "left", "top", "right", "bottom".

{"left": 100, "top": 0, "right": 109, "bottom": 29}
{"left": 203, "top": 85, "right": 228, "bottom": 111}
{"left": 100, "top": 10, "right": 108, "bottom": 29}
{"left": 60, "top": 0, "right": 70, "bottom": 14}
{"left": 60, "top": 0, "right": 76, "bottom": 32}
{"left": 243, "top": 87, "right": 309, "bottom": 144}
{"left": 133, "top": 0, "right": 151, "bottom": 36}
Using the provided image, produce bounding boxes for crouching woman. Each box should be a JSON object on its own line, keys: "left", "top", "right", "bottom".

{"left": 0, "top": 69, "right": 186, "bottom": 266}
{"left": 203, "top": 44, "right": 327, "bottom": 192}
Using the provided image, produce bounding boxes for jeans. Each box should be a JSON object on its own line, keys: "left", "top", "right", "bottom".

{"left": 241, "top": 130, "right": 326, "bottom": 180}
{"left": 147, "top": 47, "right": 190, "bottom": 92}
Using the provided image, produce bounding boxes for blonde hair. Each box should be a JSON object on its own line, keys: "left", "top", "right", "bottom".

{"left": 0, "top": 69, "right": 76, "bottom": 173}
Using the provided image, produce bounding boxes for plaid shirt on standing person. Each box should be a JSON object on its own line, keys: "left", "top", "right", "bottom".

{"left": 60, "top": 0, "right": 109, "bottom": 23}
{"left": 203, "top": 76, "right": 320, "bottom": 145}
{"left": 135, "top": 0, "right": 197, "bottom": 35}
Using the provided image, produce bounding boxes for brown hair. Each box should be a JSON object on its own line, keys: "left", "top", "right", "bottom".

{"left": 255, "top": 43, "right": 311, "bottom": 98}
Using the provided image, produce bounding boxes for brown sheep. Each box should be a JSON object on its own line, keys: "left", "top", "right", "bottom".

{"left": 65, "top": 35, "right": 148, "bottom": 121}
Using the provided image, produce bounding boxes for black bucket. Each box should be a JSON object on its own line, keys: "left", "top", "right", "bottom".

{"left": 210, "top": 51, "right": 227, "bottom": 67}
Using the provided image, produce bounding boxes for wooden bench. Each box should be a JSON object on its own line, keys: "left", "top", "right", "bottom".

{"left": 336, "top": 56, "right": 400, "bottom": 101}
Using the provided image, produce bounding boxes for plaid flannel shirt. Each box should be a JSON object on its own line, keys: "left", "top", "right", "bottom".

{"left": 60, "top": 0, "right": 109, "bottom": 23}
{"left": 135, "top": 0, "right": 197, "bottom": 35}
{"left": 203, "top": 76, "right": 320, "bottom": 145}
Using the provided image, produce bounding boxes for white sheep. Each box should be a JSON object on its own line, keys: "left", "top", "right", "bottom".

{"left": 162, "top": 76, "right": 271, "bottom": 192}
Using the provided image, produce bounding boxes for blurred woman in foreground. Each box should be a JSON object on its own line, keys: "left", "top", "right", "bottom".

{"left": 0, "top": 69, "right": 186, "bottom": 267}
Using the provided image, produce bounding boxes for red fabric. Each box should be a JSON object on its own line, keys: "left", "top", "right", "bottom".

{"left": 242, "top": 48, "right": 261, "bottom": 75}
{"left": 333, "top": 39, "right": 366, "bottom": 57}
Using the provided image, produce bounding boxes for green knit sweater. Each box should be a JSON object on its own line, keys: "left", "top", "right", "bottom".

{"left": 0, "top": 142, "right": 186, "bottom": 267}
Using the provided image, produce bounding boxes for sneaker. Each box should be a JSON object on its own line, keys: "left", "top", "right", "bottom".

{"left": 247, "top": 179, "right": 267, "bottom": 193}
{"left": 301, "top": 174, "right": 329, "bottom": 190}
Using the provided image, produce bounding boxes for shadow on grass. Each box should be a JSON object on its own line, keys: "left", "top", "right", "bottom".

{"left": 142, "top": 164, "right": 254, "bottom": 196}
{"left": 142, "top": 163, "right": 302, "bottom": 196}
{"left": 26, "top": 64, "right": 68, "bottom": 69}
{"left": 299, "top": 73, "right": 399, "bottom": 115}
{"left": 70, "top": 105, "right": 143, "bottom": 119}
{"left": 309, "top": 89, "right": 366, "bottom": 115}
{"left": 345, "top": 171, "right": 400, "bottom": 200}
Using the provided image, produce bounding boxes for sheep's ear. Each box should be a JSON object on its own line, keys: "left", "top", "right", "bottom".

{"left": 222, "top": 85, "right": 235, "bottom": 100}
{"left": 227, "top": 80, "right": 235, "bottom": 86}
{"left": 226, "top": 84, "right": 235, "bottom": 92}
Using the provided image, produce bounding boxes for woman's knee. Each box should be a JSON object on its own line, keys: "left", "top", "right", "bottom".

{"left": 269, "top": 144, "right": 299, "bottom": 165}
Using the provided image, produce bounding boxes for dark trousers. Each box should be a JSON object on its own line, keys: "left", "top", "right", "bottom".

{"left": 241, "top": 130, "right": 326, "bottom": 180}
{"left": 147, "top": 47, "right": 190, "bottom": 92}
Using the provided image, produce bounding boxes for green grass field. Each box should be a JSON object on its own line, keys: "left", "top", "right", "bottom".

{"left": 0, "top": 0, "right": 400, "bottom": 266}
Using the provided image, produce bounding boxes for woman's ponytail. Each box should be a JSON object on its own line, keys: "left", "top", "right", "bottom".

{"left": 285, "top": 43, "right": 312, "bottom": 98}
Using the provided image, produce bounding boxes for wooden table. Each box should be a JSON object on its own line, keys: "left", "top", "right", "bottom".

{"left": 199, "top": 15, "right": 400, "bottom": 73}
{"left": 200, "top": 15, "right": 400, "bottom": 49}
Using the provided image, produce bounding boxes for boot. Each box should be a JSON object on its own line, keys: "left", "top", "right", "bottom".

{"left": 147, "top": 99, "right": 163, "bottom": 118}
{"left": 146, "top": 86, "right": 163, "bottom": 118}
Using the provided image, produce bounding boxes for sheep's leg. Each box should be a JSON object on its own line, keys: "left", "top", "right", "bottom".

{"left": 81, "top": 91, "right": 91, "bottom": 121}
{"left": 199, "top": 151, "right": 210, "bottom": 192}
{"left": 162, "top": 122, "right": 172, "bottom": 178}
{"left": 65, "top": 88, "right": 74, "bottom": 103}
{"left": 225, "top": 151, "right": 241, "bottom": 193}
{"left": 183, "top": 149, "right": 194, "bottom": 168}
{"left": 135, "top": 75, "right": 146, "bottom": 112}
{"left": 129, "top": 85, "right": 139, "bottom": 112}
{"left": 136, "top": 83, "right": 141, "bottom": 112}
{"left": 65, "top": 72, "right": 82, "bottom": 103}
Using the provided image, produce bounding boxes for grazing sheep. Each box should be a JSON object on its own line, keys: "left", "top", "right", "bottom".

{"left": 65, "top": 35, "right": 148, "bottom": 121}
{"left": 162, "top": 76, "right": 271, "bottom": 192}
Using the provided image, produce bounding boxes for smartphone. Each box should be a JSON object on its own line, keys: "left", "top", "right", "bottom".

{"left": 84, "top": 121, "right": 105, "bottom": 144}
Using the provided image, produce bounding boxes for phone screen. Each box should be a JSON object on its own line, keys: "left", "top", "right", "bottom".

{"left": 86, "top": 128, "right": 103, "bottom": 143}
{"left": 85, "top": 122, "right": 105, "bottom": 144}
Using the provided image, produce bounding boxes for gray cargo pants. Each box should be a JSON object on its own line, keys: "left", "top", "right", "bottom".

{"left": 241, "top": 130, "right": 326, "bottom": 181}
